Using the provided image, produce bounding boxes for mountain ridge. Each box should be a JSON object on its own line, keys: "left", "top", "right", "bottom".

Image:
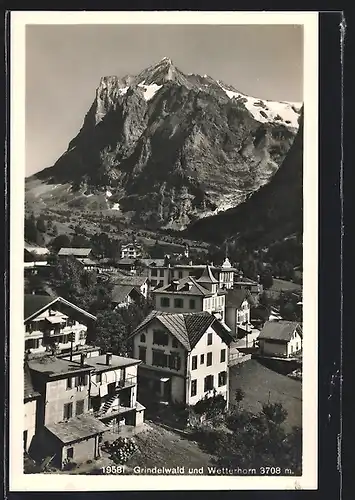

{"left": 26, "top": 57, "right": 302, "bottom": 231}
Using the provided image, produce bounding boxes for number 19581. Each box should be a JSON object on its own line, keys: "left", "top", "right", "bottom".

{"left": 101, "top": 465, "right": 124, "bottom": 474}
{"left": 259, "top": 467, "right": 293, "bottom": 475}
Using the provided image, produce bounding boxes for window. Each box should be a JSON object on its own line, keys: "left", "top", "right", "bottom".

{"left": 200, "top": 354, "right": 205, "bottom": 364}
{"left": 178, "top": 271, "right": 183, "bottom": 279}
{"left": 204, "top": 375, "right": 214, "bottom": 392}
{"left": 153, "top": 330, "right": 169, "bottom": 346}
{"left": 172, "top": 338, "right": 179, "bottom": 348}
{"left": 192, "top": 355, "right": 197, "bottom": 370}
{"left": 189, "top": 299, "right": 196, "bottom": 310}
{"left": 140, "top": 333, "right": 146, "bottom": 343}
{"left": 296, "top": 343, "right": 299, "bottom": 351}
{"left": 159, "top": 269, "right": 165, "bottom": 277}
{"left": 191, "top": 380, "right": 197, "bottom": 397}
{"left": 66, "top": 377, "right": 72, "bottom": 390}
{"left": 95, "top": 373, "right": 102, "bottom": 384}
{"left": 207, "top": 352, "right": 212, "bottom": 366}
{"left": 151, "top": 280, "right": 157, "bottom": 287}
{"left": 61, "top": 334, "right": 69, "bottom": 344}
{"left": 168, "top": 352, "right": 182, "bottom": 371}
{"left": 151, "top": 269, "right": 158, "bottom": 277}
{"left": 79, "top": 331, "right": 86, "bottom": 340}
{"left": 160, "top": 297, "right": 170, "bottom": 308}
{"left": 25, "top": 338, "right": 41, "bottom": 350}
{"left": 220, "top": 349, "right": 226, "bottom": 363}
{"left": 74, "top": 374, "right": 87, "bottom": 387}
{"left": 76, "top": 399, "right": 85, "bottom": 416}
{"left": 207, "top": 332, "right": 213, "bottom": 345}
{"left": 25, "top": 322, "right": 33, "bottom": 333}
{"left": 67, "top": 318, "right": 76, "bottom": 327}
{"left": 139, "top": 346, "right": 146, "bottom": 363}
{"left": 66, "top": 447, "right": 74, "bottom": 460}
{"left": 174, "top": 298, "right": 184, "bottom": 308}
{"left": 152, "top": 350, "right": 168, "bottom": 368}
{"left": 63, "top": 402, "right": 73, "bottom": 420}
{"left": 218, "top": 371, "right": 227, "bottom": 387}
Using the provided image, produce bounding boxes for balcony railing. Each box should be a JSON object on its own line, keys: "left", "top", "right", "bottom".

{"left": 117, "top": 375, "right": 137, "bottom": 389}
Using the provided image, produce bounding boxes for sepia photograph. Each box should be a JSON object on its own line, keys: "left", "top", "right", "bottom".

{"left": 10, "top": 11, "right": 318, "bottom": 491}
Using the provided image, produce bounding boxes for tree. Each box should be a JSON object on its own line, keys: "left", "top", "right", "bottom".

{"left": 52, "top": 224, "right": 58, "bottom": 236}
{"left": 36, "top": 217, "right": 46, "bottom": 233}
{"left": 260, "top": 270, "right": 274, "bottom": 290}
{"left": 93, "top": 310, "right": 129, "bottom": 356}
{"left": 71, "top": 234, "right": 90, "bottom": 248}
{"left": 49, "top": 234, "right": 71, "bottom": 253}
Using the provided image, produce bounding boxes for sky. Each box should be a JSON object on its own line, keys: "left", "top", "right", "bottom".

{"left": 26, "top": 24, "right": 303, "bottom": 176}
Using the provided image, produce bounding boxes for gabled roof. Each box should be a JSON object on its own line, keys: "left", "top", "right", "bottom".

{"left": 131, "top": 310, "right": 234, "bottom": 351}
{"left": 24, "top": 294, "right": 97, "bottom": 322}
{"left": 226, "top": 289, "right": 249, "bottom": 308}
{"left": 24, "top": 363, "right": 40, "bottom": 401}
{"left": 195, "top": 265, "right": 218, "bottom": 284}
{"left": 258, "top": 321, "right": 301, "bottom": 342}
{"left": 111, "top": 284, "right": 142, "bottom": 304}
{"left": 152, "top": 276, "right": 212, "bottom": 296}
{"left": 143, "top": 259, "right": 166, "bottom": 267}
{"left": 58, "top": 248, "right": 92, "bottom": 257}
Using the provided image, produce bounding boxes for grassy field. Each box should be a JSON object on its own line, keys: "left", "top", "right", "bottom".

{"left": 271, "top": 279, "right": 302, "bottom": 292}
{"left": 230, "top": 359, "right": 302, "bottom": 431}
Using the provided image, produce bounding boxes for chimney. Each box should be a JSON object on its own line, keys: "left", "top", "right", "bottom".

{"left": 106, "top": 352, "right": 113, "bottom": 366}
{"left": 80, "top": 353, "right": 87, "bottom": 366}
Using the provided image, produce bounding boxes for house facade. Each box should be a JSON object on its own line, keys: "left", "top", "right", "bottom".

{"left": 152, "top": 266, "right": 227, "bottom": 321}
{"left": 87, "top": 353, "right": 145, "bottom": 431}
{"left": 111, "top": 284, "right": 146, "bottom": 309}
{"left": 24, "top": 364, "right": 40, "bottom": 453}
{"left": 258, "top": 321, "right": 302, "bottom": 358}
{"left": 26, "top": 352, "right": 144, "bottom": 469}
{"left": 24, "top": 295, "right": 96, "bottom": 355}
{"left": 130, "top": 310, "right": 233, "bottom": 408}
{"left": 120, "top": 243, "right": 142, "bottom": 260}
{"left": 225, "top": 289, "right": 252, "bottom": 338}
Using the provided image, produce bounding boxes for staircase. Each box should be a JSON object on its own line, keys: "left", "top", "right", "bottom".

{"left": 100, "top": 394, "right": 117, "bottom": 415}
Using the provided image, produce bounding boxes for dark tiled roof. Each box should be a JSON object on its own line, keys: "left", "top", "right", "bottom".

{"left": 58, "top": 248, "right": 92, "bottom": 257}
{"left": 131, "top": 310, "right": 233, "bottom": 351}
{"left": 111, "top": 284, "right": 136, "bottom": 304}
{"left": 195, "top": 265, "right": 218, "bottom": 284}
{"left": 226, "top": 289, "right": 248, "bottom": 308}
{"left": 24, "top": 363, "right": 40, "bottom": 401}
{"left": 153, "top": 276, "right": 212, "bottom": 296}
{"left": 258, "top": 321, "right": 301, "bottom": 342}
{"left": 45, "top": 414, "right": 108, "bottom": 444}
{"left": 24, "top": 294, "right": 57, "bottom": 321}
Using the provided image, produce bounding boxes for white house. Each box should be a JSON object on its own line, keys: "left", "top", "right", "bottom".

{"left": 258, "top": 321, "right": 302, "bottom": 358}
{"left": 130, "top": 310, "right": 234, "bottom": 408}
{"left": 24, "top": 295, "right": 96, "bottom": 355}
{"left": 120, "top": 243, "right": 142, "bottom": 260}
{"left": 152, "top": 266, "right": 226, "bottom": 321}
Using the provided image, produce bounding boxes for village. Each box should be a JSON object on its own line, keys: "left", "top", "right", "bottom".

{"left": 24, "top": 239, "right": 303, "bottom": 475}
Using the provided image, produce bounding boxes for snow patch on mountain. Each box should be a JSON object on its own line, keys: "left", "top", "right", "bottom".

{"left": 218, "top": 82, "right": 301, "bottom": 128}
{"left": 138, "top": 83, "right": 163, "bottom": 101}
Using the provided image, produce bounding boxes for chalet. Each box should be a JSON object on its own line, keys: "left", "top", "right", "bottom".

{"left": 130, "top": 310, "right": 234, "bottom": 407}
{"left": 111, "top": 274, "right": 148, "bottom": 299}
{"left": 86, "top": 352, "right": 145, "bottom": 431}
{"left": 258, "top": 321, "right": 302, "bottom": 358}
{"left": 24, "top": 241, "right": 49, "bottom": 260}
{"left": 57, "top": 248, "right": 100, "bottom": 271}
{"left": 117, "top": 258, "right": 137, "bottom": 273}
{"left": 24, "top": 295, "right": 96, "bottom": 356}
{"left": 152, "top": 266, "right": 226, "bottom": 321}
{"left": 225, "top": 289, "right": 252, "bottom": 338}
{"left": 24, "top": 363, "right": 40, "bottom": 453}
{"left": 233, "top": 276, "right": 263, "bottom": 296}
{"left": 28, "top": 356, "right": 107, "bottom": 469}
{"left": 111, "top": 284, "right": 146, "bottom": 309}
{"left": 120, "top": 243, "right": 142, "bottom": 260}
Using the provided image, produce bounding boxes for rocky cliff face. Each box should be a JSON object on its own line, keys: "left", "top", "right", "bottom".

{"left": 27, "top": 57, "right": 302, "bottom": 230}
{"left": 187, "top": 109, "right": 304, "bottom": 247}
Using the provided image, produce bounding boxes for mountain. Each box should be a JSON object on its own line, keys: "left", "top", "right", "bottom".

{"left": 187, "top": 108, "right": 303, "bottom": 247}
{"left": 26, "top": 57, "right": 302, "bottom": 230}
